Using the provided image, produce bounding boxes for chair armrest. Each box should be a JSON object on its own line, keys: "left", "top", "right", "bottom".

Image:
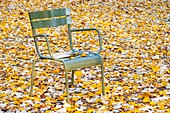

{"left": 71, "top": 28, "right": 102, "bottom": 53}
{"left": 33, "top": 34, "right": 60, "bottom": 61}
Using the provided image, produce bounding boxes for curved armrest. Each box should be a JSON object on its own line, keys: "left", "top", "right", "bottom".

{"left": 71, "top": 28, "right": 102, "bottom": 53}
{"left": 33, "top": 34, "right": 60, "bottom": 61}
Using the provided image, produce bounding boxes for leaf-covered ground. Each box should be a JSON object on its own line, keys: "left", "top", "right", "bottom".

{"left": 0, "top": 0, "right": 170, "bottom": 112}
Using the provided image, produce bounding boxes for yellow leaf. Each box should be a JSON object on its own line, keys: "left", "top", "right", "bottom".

{"left": 23, "top": 95, "right": 30, "bottom": 100}
{"left": 34, "top": 103, "right": 40, "bottom": 108}
{"left": 45, "top": 97, "right": 51, "bottom": 102}
{"left": 75, "top": 77, "right": 83, "bottom": 84}
{"left": 105, "top": 86, "right": 111, "bottom": 92}
{"left": 34, "top": 97, "right": 41, "bottom": 102}
{"left": 158, "top": 102, "right": 165, "bottom": 110}
{"left": 159, "top": 91, "right": 166, "bottom": 95}
{"left": 143, "top": 96, "right": 150, "bottom": 103}
{"left": 133, "top": 74, "right": 138, "bottom": 80}
{"left": 91, "top": 84, "right": 97, "bottom": 88}
{"left": 81, "top": 53, "right": 87, "bottom": 57}
{"left": 51, "top": 107, "right": 59, "bottom": 111}
{"left": 20, "top": 85, "right": 27, "bottom": 90}
{"left": 122, "top": 72, "right": 128, "bottom": 76}
{"left": 74, "top": 111, "right": 82, "bottom": 113}
{"left": 76, "top": 36, "right": 81, "bottom": 39}
{"left": 0, "top": 35, "right": 2, "bottom": 39}
{"left": 166, "top": 109, "right": 170, "bottom": 113}
{"left": 50, "top": 43, "right": 55, "bottom": 47}
{"left": 126, "top": 110, "right": 133, "bottom": 113}
{"left": 36, "top": 88, "right": 44, "bottom": 93}
{"left": 0, "top": 93, "right": 7, "bottom": 98}
{"left": 150, "top": 101, "right": 156, "bottom": 106}
{"left": 72, "top": 97, "right": 79, "bottom": 101}
{"left": 19, "top": 45, "right": 26, "bottom": 49}
{"left": 45, "top": 110, "right": 51, "bottom": 113}
{"left": 96, "top": 98, "right": 101, "bottom": 103}
{"left": 21, "top": 55, "right": 29, "bottom": 60}
{"left": 54, "top": 33, "right": 59, "bottom": 37}
{"left": 67, "top": 107, "right": 73, "bottom": 112}
{"left": 166, "top": 69, "right": 170, "bottom": 74}
{"left": 53, "top": 68, "right": 60, "bottom": 74}
{"left": 42, "top": 72, "right": 49, "bottom": 76}
{"left": 12, "top": 88, "right": 18, "bottom": 91}
{"left": 166, "top": 51, "right": 170, "bottom": 56}
{"left": 19, "top": 107, "right": 25, "bottom": 111}
{"left": 14, "top": 100, "right": 20, "bottom": 105}
{"left": 153, "top": 25, "right": 159, "bottom": 31}
{"left": 115, "top": 11, "right": 120, "bottom": 15}
{"left": 117, "top": 47, "right": 123, "bottom": 52}
{"left": 134, "top": 109, "right": 141, "bottom": 113}
{"left": 151, "top": 65, "right": 160, "bottom": 72}
{"left": 123, "top": 86, "right": 129, "bottom": 90}
{"left": 75, "top": 71, "right": 83, "bottom": 77}
{"left": 59, "top": 95, "right": 64, "bottom": 100}
{"left": 115, "top": 81, "right": 122, "bottom": 85}
{"left": 120, "top": 62, "right": 124, "bottom": 67}
{"left": 38, "top": 29, "right": 45, "bottom": 34}
{"left": 87, "top": 108, "right": 94, "bottom": 113}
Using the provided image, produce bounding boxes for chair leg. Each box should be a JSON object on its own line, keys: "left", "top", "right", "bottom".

{"left": 101, "top": 63, "right": 105, "bottom": 95}
{"left": 29, "top": 58, "right": 37, "bottom": 96}
{"left": 71, "top": 70, "right": 74, "bottom": 86}
{"left": 65, "top": 71, "right": 70, "bottom": 103}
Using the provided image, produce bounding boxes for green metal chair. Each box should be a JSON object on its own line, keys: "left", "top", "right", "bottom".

{"left": 28, "top": 8, "right": 105, "bottom": 103}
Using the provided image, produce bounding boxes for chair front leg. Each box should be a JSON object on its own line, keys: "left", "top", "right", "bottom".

{"left": 101, "top": 63, "right": 105, "bottom": 95}
{"left": 30, "top": 58, "right": 38, "bottom": 96}
{"left": 71, "top": 70, "right": 75, "bottom": 86}
{"left": 65, "top": 70, "right": 70, "bottom": 103}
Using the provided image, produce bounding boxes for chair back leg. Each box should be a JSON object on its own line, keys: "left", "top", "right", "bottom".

{"left": 30, "top": 58, "right": 38, "bottom": 96}
{"left": 101, "top": 63, "right": 105, "bottom": 95}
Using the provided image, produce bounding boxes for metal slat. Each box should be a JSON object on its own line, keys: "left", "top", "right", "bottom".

{"left": 29, "top": 8, "right": 70, "bottom": 20}
{"left": 31, "top": 16, "right": 72, "bottom": 29}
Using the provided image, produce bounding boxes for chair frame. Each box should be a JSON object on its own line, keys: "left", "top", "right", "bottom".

{"left": 28, "top": 8, "right": 105, "bottom": 103}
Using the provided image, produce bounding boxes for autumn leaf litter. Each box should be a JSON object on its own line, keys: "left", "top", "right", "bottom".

{"left": 0, "top": 0, "right": 170, "bottom": 113}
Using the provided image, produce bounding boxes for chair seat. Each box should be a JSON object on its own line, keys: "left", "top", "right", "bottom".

{"left": 47, "top": 52, "right": 101, "bottom": 71}
{"left": 63, "top": 53, "right": 102, "bottom": 71}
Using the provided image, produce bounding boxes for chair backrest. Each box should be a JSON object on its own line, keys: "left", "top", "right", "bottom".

{"left": 29, "top": 8, "right": 72, "bottom": 30}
